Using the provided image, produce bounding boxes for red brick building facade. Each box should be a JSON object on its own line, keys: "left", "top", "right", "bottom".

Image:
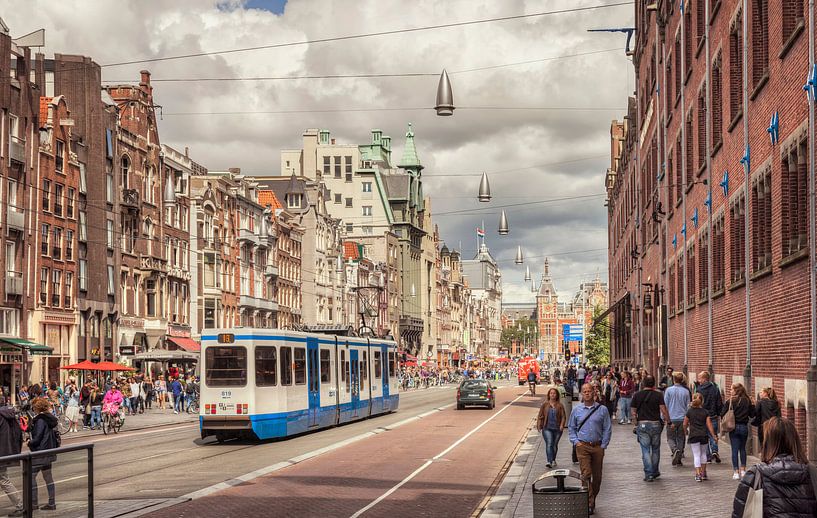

{"left": 607, "top": 0, "right": 816, "bottom": 457}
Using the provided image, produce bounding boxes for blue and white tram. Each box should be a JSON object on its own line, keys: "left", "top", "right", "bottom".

{"left": 199, "top": 329, "right": 400, "bottom": 441}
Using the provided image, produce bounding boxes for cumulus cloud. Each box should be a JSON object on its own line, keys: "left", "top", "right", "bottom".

{"left": 3, "top": 0, "right": 632, "bottom": 303}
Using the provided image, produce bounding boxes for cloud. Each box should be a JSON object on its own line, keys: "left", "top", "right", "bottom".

{"left": 3, "top": 0, "right": 631, "bottom": 303}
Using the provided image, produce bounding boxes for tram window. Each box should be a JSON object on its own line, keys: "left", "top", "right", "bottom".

{"left": 374, "top": 351, "right": 382, "bottom": 379}
{"left": 361, "top": 351, "right": 368, "bottom": 380}
{"left": 388, "top": 352, "right": 397, "bottom": 378}
{"left": 320, "top": 349, "right": 331, "bottom": 383}
{"left": 340, "top": 350, "right": 346, "bottom": 382}
{"left": 294, "top": 347, "right": 306, "bottom": 385}
{"left": 280, "top": 346, "right": 293, "bottom": 386}
{"left": 360, "top": 362, "right": 365, "bottom": 390}
{"left": 255, "top": 346, "right": 277, "bottom": 386}
{"left": 205, "top": 347, "right": 247, "bottom": 387}
{"left": 345, "top": 360, "right": 350, "bottom": 393}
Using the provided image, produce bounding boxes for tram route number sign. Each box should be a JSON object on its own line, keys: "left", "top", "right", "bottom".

{"left": 218, "top": 333, "right": 235, "bottom": 344}
{"left": 220, "top": 391, "right": 232, "bottom": 399}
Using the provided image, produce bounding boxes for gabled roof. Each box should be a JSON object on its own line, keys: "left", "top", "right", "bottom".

{"left": 382, "top": 174, "right": 409, "bottom": 201}
{"left": 343, "top": 241, "right": 360, "bottom": 260}
{"left": 258, "top": 190, "right": 282, "bottom": 210}
{"left": 398, "top": 123, "right": 422, "bottom": 170}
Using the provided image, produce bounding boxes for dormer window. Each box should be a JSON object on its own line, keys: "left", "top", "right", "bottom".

{"left": 288, "top": 193, "right": 303, "bottom": 209}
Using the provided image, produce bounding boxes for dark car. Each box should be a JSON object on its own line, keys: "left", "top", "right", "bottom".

{"left": 456, "top": 379, "right": 496, "bottom": 410}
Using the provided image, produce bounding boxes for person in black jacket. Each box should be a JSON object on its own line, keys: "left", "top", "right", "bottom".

{"left": 754, "top": 386, "right": 782, "bottom": 449}
{"left": 28, "top": 397, "right": 58, "bottom": 510}
{"left": 722, "top": 383, "right": 755, "bottom": 480}
{"left": 695, "top": 371, "right": 723, "bottom": 463}
{"left": 732, "top": 417, "right": 817, "bottom": 517}
{"left": 0, "top": 398, "right": 24, "bottom": 516}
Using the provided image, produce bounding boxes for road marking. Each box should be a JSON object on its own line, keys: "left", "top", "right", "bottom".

{"left": 349, "top": 392, "right": 527, "bottom": 518}
{"left": 63, "top": 423, "right": 197, "bottom": 445}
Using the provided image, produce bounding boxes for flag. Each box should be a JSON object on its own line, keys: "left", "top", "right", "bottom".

{"left": 476, "top": 227, "right": 485, "bottom": 238}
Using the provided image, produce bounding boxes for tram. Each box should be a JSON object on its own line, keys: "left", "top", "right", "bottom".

{"left": 199, "top": 329, "right": 400, "bottom": 441}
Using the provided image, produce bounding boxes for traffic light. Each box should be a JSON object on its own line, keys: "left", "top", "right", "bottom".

{"left": 563, "top": 342, "right": 570, "bottom": 361}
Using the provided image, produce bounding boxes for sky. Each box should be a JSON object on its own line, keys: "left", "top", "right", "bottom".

{"left": 4, "top": 0, "right": 634, "bottom": 303}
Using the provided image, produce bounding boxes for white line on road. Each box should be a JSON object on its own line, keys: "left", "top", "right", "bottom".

{"left": 349, "top": 391, "right": 528, "bottom": 518}
{"left": 63, "top": 423, "right": 198, "bottom": 445}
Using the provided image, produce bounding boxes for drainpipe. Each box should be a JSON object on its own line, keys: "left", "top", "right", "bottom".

{"left": 636, "top": 67, "right": 644, "bottom": 370}
{"left": 742, "top": 0, "right": 752, "bottom": 395}
{"left": 806, "top": 0, "right": 817, "bottom": 463}
{"left": 705, "top": 0, "right": 714, "bottom": 378}
{"left": 680, "top": 0, "right": 689, "bottom": 376}
{"left": 659, "top": 14, "right": 670, "bottom": 376}
{"left": 655, "top": 14, "right": 666, "bottom": 375}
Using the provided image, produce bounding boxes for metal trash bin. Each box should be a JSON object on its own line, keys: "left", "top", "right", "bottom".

{"left": 532, "top": 469, "right": 588, "bottom": 518}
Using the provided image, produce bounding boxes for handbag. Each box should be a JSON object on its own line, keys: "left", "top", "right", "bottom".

{"left": 721, "top": 400, "right": 736, "bottom": 434}
{"left": 742, "top": 470, "right": 763, "bottom": 518}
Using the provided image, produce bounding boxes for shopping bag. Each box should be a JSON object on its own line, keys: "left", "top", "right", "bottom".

{"left": 742, "top": 470, "right": 763, "bottom": 518}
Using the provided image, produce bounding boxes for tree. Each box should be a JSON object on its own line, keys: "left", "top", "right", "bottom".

{"left": 500, "top": 317, "right": 537, "bottom": 355}
{"left": 584, "top": 305, "right": 610, "bottom": 366}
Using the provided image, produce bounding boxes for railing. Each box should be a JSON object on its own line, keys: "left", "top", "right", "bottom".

{"left": 0, "top": 443, "right": 94, "bottom": 517}
{"left": 5, "top": 271, "right": 22, "bottom": 296}
{"left": 9, "top": 135, "right": 25, "bottom": 166}
{"left": 265, "top": 264, "right": 279, "bottom": 278}
{"left": 121, "top": 188, "right": 140, "bottom": 207}
{"left": 6, "top": 205, "right": 24, "bottom": 232}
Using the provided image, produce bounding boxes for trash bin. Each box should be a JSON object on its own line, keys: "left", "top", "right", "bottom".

{"left": 531, "top": 469, "right": 588, "bottom": 518}
{"left": 561, "top": 392, "right": 572, "bottom": 418}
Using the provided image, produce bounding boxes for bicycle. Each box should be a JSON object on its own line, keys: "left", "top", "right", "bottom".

{"left": 101, "top": 409, "right": 124, "bottom": 435}
{"left": 186, "top": 394, "right": 199, "bottom": 414}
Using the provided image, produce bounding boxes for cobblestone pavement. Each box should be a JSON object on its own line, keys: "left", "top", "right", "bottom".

{"left": 482, "top": 417, "right": 755, "bottom": 518}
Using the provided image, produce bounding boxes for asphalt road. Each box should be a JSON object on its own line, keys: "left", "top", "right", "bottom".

{"left": 3, "top": 382, "right": 529, "bottom": 517}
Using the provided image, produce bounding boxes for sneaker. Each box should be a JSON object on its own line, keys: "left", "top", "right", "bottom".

{"left": 40, "top": 504, "right": 56, "bottom": 510}
{"left": 740, "top": 470, "right": 746, "bottom": 478}
{"left": 673, "top": 450, "right": 682, "bottom": 466}
{"left": 694, "top": 475, "right": 702, "bottom": 482}
{"left": 652, "top": 472, "right": 661, "bottom": 480}
{"left": 713, "top": 452, "right": 722, "bottom": 464}
{"left": 732, "top": 472, "right": 740, "bottom": 480}
{"left": 626, "top": 419, "right": 632, "bottom": 424}
{"left": 701, "top": 473, "right": 708, "bottom": 481}
{"left": 173, "top": 410, "right": 179, "bottom": 414}
{"left": 552, "top": 461, "right": 558, "bottom": 467}
{"left": 9, "top": 509, "right": 25, "bottom": 516}
{"left": 546, "top": 462, "right": 552, "bottom": 468}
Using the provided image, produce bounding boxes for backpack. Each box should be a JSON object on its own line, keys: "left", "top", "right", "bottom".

{"left": 53, "top": 425, "right": 61, "bottom": 448}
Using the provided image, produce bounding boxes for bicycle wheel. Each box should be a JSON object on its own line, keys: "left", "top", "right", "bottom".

{"left": 114, "top": 415, "right": 123, "bottom": 433}
{"left": 57, "top": 414, "right": 70, "bottom": 434}
{"left": 101, "top": 414, "right": 109, "bottom": 435}
{"left": 187, "top": 399, "right": 199, "bottom": 414}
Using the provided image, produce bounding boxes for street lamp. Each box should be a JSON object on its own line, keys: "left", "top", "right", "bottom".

{"left": 478, "top": 172, "right": 491, "bottom": 202}
{"left": 163, "top": 174, "right": 176, "bottom": 207}
{"left": 435, "top": 69, "right": 455, "bottom": 116}
{"left": 515, "top": 245, "right": 524, "bottom": 264}
{"left": 643, "top": 285, "right": 653, "bottom": 315}
{"left": 498, "top": 210, "right": 509, "bottom": 235}
{"left": 524, "top": 265, "right": 531, "bottom": 282}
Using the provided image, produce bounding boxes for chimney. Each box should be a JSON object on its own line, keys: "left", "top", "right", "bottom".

{"left": 228, "top": 167, "right": 241, "bottom": 175}
{"left": 331, "top": 138, "right": 335, "bottom": 145}
{"left": 184, "top": 146, "right": 189, "bottom": 158}
{"left": 139, "top": 69, "right": 152, "bottom": 96}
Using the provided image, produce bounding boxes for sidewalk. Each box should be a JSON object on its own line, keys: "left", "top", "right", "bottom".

{"left": 481, "top": 420, "right": 755, "bottom": 518}
{"left": 63, "top": 406, "right": 198, "bottom": 440}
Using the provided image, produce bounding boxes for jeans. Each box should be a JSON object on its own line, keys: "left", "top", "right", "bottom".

{"left": 0, "top": 466, "right": 22, "bottom": 510}
{"left": 666, "top": 420, "right": 686, "bottom": 456}
{"left": 617, "top": 397, "right": 632, "bottom": 423}
{"left": 636, "top": 422, "right": 662, "bottom": 477}
{"left": 173, "top": 394, "right": 183, "bottom": 412}
{"left": 90, "top": 405, "right": 102, "bottom": 428}
{"left": 542, "top": 428, "right": 562, "bottom": 464}
{"left": 729, "top": 423, "right": 749, "bottom": 469}
{"left": 707, "top": 417, "right": 720, "bottom": 457}
{"left": 31, "top": 465, "right": 55, "bottom": 507}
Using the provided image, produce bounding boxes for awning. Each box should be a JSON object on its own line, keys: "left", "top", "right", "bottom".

{"left": 132, "top": 349, "right": 199, "bottom": 362}
{"left": 591, "top": 293, "right": 629, "bottom": 331}
{"left": 167, "top": 337, "right": 200, "bottom": 352}
{"left": 0, "top": 338, "right": 53, "bottom": 356}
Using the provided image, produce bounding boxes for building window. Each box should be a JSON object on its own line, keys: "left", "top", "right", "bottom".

{"left": 345, "top": 156, "right": 352, "bottom": 175}
{"left": 685, "top": 110, "right": 693, "bottom": 189}
{"left": 783, "top": 0, "right": 805, "bottom": 42}
{"left": 323, "top": 156, "right": 331, "bottom": 176}
{"left": 146, "top": 279, "right": 156, "bottom": 316}
{"left": 204, "top": 299, "right": 216, "bottom": 328}
{"left": 696, "top": 0, "right": 705, "bottom": 49}
{"left": 711, "top": 55, "right": 723, "bottom": 149}
{"left": 751, "top": 170, "right": 772, "bottom": 271}
{"left": 334, "top": 193, "right": 341, "bottom": 204}
{"left": 666, "top": 51, "right": 674, "bottom": 107}
{"left": 65, "top": 230, "right": 74, "bottom": 261}
{"left": 55, "top": 140, "right": 65, "bottom": 173}
{"left": 334, "top": 156, "right": 341, "bottom": 178}
{"left": 363, "top": 226, "right": 373, "bottom": 235}
{"left": 346, "top": 223, "right": 353, "bottom": 234}
{"left": 54, "top": 184, "right": 64, "bottom": 217}
{"left": 106, "top": 219, "right": 114, "bottom": 249}
{"left": 675, "top": 34, "right": 682, "bottom": 101}
{"left": 79, "top": 163, "right": 87, "bottom": 194}
{"left": 676, "top": 253, "right": 685, "bottom": 311}
{"left": 41, "top": 224, "right": 50, "bottom": 256}
{"left": 675, "top": 135, "right": 683, "bottom": 205}
{"left": 687, "top": 243, "right": 696, "bottom": 306}
{"left": 40, "top": 267, "right": 48, "bottom": 305}
{"left": 698, "top": 227, "right": 709, "bottom": 300}
{"left": 684, "top": 4, "right": 692, "bottom": 77}
{"left": 751, "top": 0, "right": 769, "bottom": 89}
{"left": 713, "top": 215, "right": 725, "bottom": 292}
{"left": 121, "top": 156, "right": 130, "bottom": 189}
{"left": 64, "top": 272, "right": 73, "bottom": 308}
{"left": 345, "top": 197, "right": 353, "bottom": 208}
{"left": 107, "top": 265, "right": 115, "bottom": 296}
{"left": 697, "top": 87, "right": 706, "bottom": 171}
{"left": 730, "top": 193, "right": 746, "bottom": 284}
{"left": 106, "top": 166, "right": 114, "bottom": 204}
{"left": 287, "top": 193, "right": 303, "bottom": 209}
{"left": 79, "top": 212, "right": 87, "bottom": 242}
{"left": 729, "top": 15, "right": 744, "bottom": 122}
{"left": 52, "top": 227, "right": 62, "bottom": 260}
{"left": 362, "top": 206, "right": 372, "bottom": 216}
{"left": 362, "top": 182, "right": 372, "bottom": 193}
{"left": 782, "top": 141, "right": 808, "bottom": 256}
{"left": 66, "top": 188, "right": 75, "bottom": 218}
{"left": 79, "top": 259, "right": 88, "bottom": 291}
{"left": 42, "top": 180, "right": 51, "bottom": 212}
{"left": 52, "top": 269, "right": 62, "bottom": 307}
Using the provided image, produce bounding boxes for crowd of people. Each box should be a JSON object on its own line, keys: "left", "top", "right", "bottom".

{"left": 397, "top": 364, "right": 515, "bottom": 391}
{"left": 535, "top": 363, "right": 817, "bottom": 516}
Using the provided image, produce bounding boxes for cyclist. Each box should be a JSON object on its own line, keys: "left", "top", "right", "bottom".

{"left": 185, "top": 376, "right": 199, "bottom": 413}
{"left": 527, "top": 369, "right": 538, "bottom": 396}
{"left": 102, "top": 384, "right": 124, "bottom": 430}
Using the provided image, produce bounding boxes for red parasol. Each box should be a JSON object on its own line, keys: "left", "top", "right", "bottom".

{"left": 95, "top": 361, "right": 136, "bottom": 372}
{"left": 60, "top": 360, "right": 99, "bottom": 371}
{"left": 495, "top": 357, "right": 512, "bottom": 363}
{"left": 402, "top": 361, "right": 418, "bottom": 367}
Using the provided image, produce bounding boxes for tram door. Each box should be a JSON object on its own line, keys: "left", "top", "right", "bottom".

{"left": 382, "top": 345, "right": 391, "bottom": 412}
{"left": 307, "top": 338, "right": 320, "bottom": 427}
{"left": 350, "top": 349, "right": 360, "bottom": 418}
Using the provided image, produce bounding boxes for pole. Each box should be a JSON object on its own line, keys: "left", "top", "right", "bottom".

{"left": 806, "top": 0, "right": 817, "bottom": 463}
{"left": 705, "top": 0, "right": 714, "bottom": 377}
{"left": 742, "top": 0, "right": 752, "bottom": 393}
{"left": 680, "top": 0, "right": 689, "bottom": 375}
{"left": 659, "top": 13, "right": 669, "bottom": 376}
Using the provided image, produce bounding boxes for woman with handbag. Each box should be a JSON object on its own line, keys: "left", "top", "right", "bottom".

{"left": 721, "top": 383, "right": 755, "bottom": 480}
{"left": 731, "top": 417, "right": 817, "bottom": 517}
{"left": 753, "top": 387, "right": 781, "bottom": 449}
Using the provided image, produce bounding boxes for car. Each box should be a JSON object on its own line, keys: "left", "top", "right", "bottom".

{"left": 456, "top": 379, "right": 496, "bottom": 410}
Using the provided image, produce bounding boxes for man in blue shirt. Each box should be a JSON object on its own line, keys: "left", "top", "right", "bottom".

{"left": 568, "top": 383, "right": 612, "bottom": 516}
{"left": 664, "top": 372, "right": 691, "bottom": 467}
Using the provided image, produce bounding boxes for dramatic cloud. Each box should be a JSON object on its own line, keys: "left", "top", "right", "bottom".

{"left": 4, "top": 0, "right": 633, "bottom": 302}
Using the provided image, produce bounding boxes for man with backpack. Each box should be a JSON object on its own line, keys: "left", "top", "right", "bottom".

{"left": 0, "top": 397, "right": 24, "bottom": 515}
{"left": 696, "top": 370, "right": 723, "bottom": 463}
{"left": 568, "top": 383, "right": 612, "bottom": 516}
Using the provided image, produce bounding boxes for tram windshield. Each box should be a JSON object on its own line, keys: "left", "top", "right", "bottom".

{"left": 205, "top": 346, "right": 247, "bottom": 387}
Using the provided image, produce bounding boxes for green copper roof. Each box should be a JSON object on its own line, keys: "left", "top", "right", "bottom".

{"left": 399, "top": 123, "right": 422, "bottom": 169}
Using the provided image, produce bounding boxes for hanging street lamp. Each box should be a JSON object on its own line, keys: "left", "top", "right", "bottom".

{"left": 478, "top": 172, "right": 491, "bottom": 202}
{"left": 498, "top": 210, "right": 509, "bottom": 235}
{"left": 435, "top": 69, "right": 455, "bottom": 116}
{"left": 411, "top": 283, "right": 416, "bottom": 297}
{"left": 524, "top": 265, "right": 531, "bottom": 282}
{"left": 163, "top": 174, "right": 176, "bottom": 207}
{"left": 515, "top": 245, "right": 524, "bottom": 264}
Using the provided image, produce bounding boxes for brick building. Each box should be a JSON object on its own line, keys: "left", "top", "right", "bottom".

{"left": 606, "top": 0, "right": 817, "bottom": 457}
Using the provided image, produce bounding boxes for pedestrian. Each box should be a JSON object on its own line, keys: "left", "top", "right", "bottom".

{"left": 170, "top": 377, "right": 183, "bottom": 414}
{"left": 128, "top": 377, "right": 140, "bottom": 416}
{"left": 695, "top": 370, "right": 723, "bottom": 464}
{"left": 156, "top": 375, "right": 167, "bottom": 410}
{"left": 664, "top": 372, "right": 691, "bottom": 467}
{"left": 731, "top": 417, "right": 817, "bottom": 517}
{"left": 600, "top": 373, "right": 618, "bottom": 419}
{"left": 577, "top": 364, "right": 587, "bottom": 392}
{"left": 89, "top": 384, "right": 103, "bottom": 430}
{"left": 28, "top": 397, "right": 58, "bottom": 511}
{"left": 143, "top": 377, "right": 154, "bottom": 410}
{"left": 568, "top": 383, "right": 612, "bottom": 516}
{"left": 631, "top": 375, "right": 670, "bottom": 481}
{"left": 64, "top": 381, "right": 80, "bottom": 432}
{"left": 526, "top": 368, "right": 537, "bottom": 396}
{"left": 722, "top": 382, "right": 755, "bottom": 480}
{"left": 659, "top": 367, "right": 674, "bottom": 391}
{"left": 683, "top": 393, "right": 717, "bottom": 482}
{"left": 753, "top": 386, "right": 781, "bottom": 450}
{"left": 79, "top": 381, "right": 91, "bottom": 428}
{"left": 0, "top": 397, "right": 24, "bottom": 516}
{"left": 537, "top": 387, "right": 567, "bottom": 469}
{"left": 617, "top": 371, "right": 635, "bottom": 425}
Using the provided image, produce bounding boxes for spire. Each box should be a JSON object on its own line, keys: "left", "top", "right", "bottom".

{"left": 399, "top": 123, "right": 423, "bottom": 171}
{"left": 543, "top": 258, "right": 550, "bottom": 278}
{"left": 537, "top": 257, "right": 556, "bottom": 299}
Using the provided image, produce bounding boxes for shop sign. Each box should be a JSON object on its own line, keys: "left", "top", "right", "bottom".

{"left": 119, "top": 345, "right": 135, "bottom": 356}
{"left": 140, "top": 256, "right": 167, "bottom": 272}
{"left": 120, "top": 318, "right": 145, "bottom": 329}
{"left": 167, "top": 324, "right": 191, "bottom": 338}
{"left": 167, "top": 267, "right": 191, "bottom": 281}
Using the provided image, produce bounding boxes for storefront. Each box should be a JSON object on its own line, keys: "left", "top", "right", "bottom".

{"left": 0, "top": 338, "right": 53, "bottom": 393}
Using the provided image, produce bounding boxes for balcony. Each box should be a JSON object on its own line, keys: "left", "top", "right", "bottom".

{"left": 237, "top": 228, "right": 260, "bottom": 247}
{"left": 9, "top": 136, "right": 25, "bottom": 166}
{"left": 6, "top": 206, "right": 24, "bottom": 233}
{"left": 239, "top": 294, "right": 278, "bottom": 312}
{"left": 121, "top": 189, "right": 140, "bottom": 209}
{"left": 5, "top": 272, "right": 22, "bottom": 296}
{"left": 265, "top": 264, "right": 279, "bottom": 278}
